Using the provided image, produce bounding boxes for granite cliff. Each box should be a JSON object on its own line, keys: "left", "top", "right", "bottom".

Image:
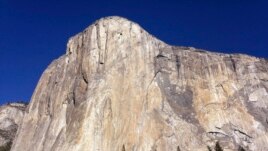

{"left": 12, "top": 16, "right": 268, "bottom": 151}
{"left": 0, "top": 103, "right": 26, "bottom": 149}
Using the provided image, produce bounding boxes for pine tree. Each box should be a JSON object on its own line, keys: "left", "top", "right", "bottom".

{"left": 238, "top": 146, "right": 246, "bottom": 151}
{"left": 0, "top": 141, "right": 12, "bottom": 151}
{"left": 215, "top": 141, "right": 223, "bottom": 151}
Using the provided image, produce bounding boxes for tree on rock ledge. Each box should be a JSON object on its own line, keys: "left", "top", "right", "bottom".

{"left": 215, "top": 141, "right": 223, "bottom": 151}
{"left": 238, "top": 146, "right": 246, "bottom": 151}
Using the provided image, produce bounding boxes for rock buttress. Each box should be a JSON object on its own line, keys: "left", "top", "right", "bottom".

{"left": 12, "top": 16, "right": 268, "bottom": 151}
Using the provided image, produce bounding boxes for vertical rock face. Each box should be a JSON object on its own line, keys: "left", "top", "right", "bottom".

{"left": 0, "top": 103, "right": 26, "bottom": 146}
{"left": 12, "top": 17, "right": 268, "bottom": 151}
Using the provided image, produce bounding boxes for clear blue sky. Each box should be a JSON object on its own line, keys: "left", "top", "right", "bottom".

{"left": 0, "top": 0, "right": 267, "bottom": 104}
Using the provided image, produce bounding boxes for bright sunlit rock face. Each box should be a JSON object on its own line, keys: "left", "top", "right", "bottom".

{"left": 12, "top": 16, "right": 268, "bottom": 151}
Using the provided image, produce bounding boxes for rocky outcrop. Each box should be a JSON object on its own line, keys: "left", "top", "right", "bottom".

{"left": 0, "top": 103, "right": 26, "bottom": 147}
{"left": 12, "top": 16, "right": 268, "bottom": 151}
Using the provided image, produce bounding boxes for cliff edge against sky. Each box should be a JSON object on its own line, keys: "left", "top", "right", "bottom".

{"left": 11, "top": 16, "right": 268, "bottom": 151}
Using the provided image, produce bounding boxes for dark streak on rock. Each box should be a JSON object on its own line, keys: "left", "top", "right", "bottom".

{"left": 175, "top": 55, "right": 180, "bottom": 75}
{"left": 230, "top": 55, "right": 237, "bottom": 72}
{"left": 154, "top": 48, "right": 204, "bottom": 133}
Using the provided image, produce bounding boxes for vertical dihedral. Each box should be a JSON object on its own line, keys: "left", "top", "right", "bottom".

{"left": 12, "top": 16, "right": 268, "bottom": 151}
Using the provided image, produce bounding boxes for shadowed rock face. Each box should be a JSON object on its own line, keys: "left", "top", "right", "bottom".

{"left": 11, "top": 16, "right": 268, "bottom": 151}
{"left": 0, "top": 103, "right": 26, "bottom": 147}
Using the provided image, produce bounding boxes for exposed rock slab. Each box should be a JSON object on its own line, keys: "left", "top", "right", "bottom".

{"left": 0, "top": 103, "right": 26, "bottom": 146}
{"left": 12, "top": 16, "right": 268, "bottom": 151}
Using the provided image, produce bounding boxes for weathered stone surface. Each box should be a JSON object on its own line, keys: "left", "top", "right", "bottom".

{"left": 0, "top": 103, "right": 26, "bottom": 146}
{"left": 12, "top": 16, "right": 268, "bottom": 151}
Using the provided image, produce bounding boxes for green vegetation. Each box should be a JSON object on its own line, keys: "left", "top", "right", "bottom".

{"left": 238, "top": 146, "right": 246, "bottom": 151}
{"left": 0, "top": 141, "right": 12, "bottom": 151}
{"left": 215, "top": 141, "right": 223, "bottom": 151}
{"left": 206, "top": 142, "right": 248, "bottom": 151}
